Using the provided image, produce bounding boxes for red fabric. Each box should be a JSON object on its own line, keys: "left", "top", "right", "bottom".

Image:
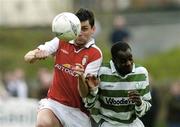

{"left": 48, "top": 41, "right": 101, "bottom": 114}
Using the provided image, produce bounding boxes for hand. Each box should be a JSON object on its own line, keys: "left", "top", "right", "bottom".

{"left": 85, "top": 74, "right": 99, "bottom": 89}
{"left": 24, "top": 50, "right": 36, "bottom": 63}
{"left": 75, "top": 64, "right": 87, "bottom": 97}
{"left": 72, "top": 63, "right": 84, "bottom": 76}
{"left": 128, "top": 90, "right": 142, "bottom": 106}
{"left": 24, "top": 49, "right": 49, "bottom": 63}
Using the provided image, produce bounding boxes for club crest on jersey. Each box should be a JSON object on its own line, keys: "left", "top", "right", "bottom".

{"left": 82, "top": 55, "right": 88, "bottom": 65}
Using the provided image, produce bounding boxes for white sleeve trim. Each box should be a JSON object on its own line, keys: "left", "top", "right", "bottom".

{"left": 135, "top": 100, "right": 152, "bottom": 117}
{"left": 84, "top": 57, "right": 103, "bottom": 77}
{"left": 38, "top": 37, "right": 59, "bottom": 55}
{"left": 90, "top": 86, "right": 99, "bottom": 96}
{"left": 135, "top": 99, "right": 144, "bottom": 111}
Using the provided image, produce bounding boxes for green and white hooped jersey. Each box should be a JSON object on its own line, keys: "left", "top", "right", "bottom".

{"left": 84, "top": 60, "right": 152, "bottom": 125}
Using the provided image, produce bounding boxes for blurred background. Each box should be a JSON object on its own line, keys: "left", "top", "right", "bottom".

{"left": 0, "top": 0, "right": 180, "bottom": 127}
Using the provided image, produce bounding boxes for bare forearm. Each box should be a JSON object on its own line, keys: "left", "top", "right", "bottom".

{"left": 24, "top": 48, "right": 49, "bottom": 63}
{"left": 78, "top": 74, "right": 89, "bottom": 98}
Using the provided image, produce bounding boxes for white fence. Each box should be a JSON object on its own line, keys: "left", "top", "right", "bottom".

{"left": 0, "top": 98, "right": 38, "bottom": 127}
{"left": 0, "top": 0, "right": 73, "bottom": 27}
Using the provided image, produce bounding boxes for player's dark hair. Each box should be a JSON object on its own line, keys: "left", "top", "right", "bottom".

{"left": 75, "top": 8, "right": 95, "bottom": 28}
{"left": 111, "top": 42, "right": 131, "bottom": 59}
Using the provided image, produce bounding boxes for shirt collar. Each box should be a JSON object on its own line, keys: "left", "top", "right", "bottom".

{"left": 110, "top": 60, "right": 135, "bottom": 74}
{"left": 69, "top": 38, "right": 95, "bottom": 48}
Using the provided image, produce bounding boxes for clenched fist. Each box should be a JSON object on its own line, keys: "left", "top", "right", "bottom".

{"left": 128, "top": 90, "right": 142, "bottom": 106}
{"left": 24, "top": 49, "right": 49, "bottom": 63}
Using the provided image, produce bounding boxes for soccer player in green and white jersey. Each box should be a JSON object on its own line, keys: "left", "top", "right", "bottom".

{"left": 80, "top": 42, "right": 152, "bottom": 127}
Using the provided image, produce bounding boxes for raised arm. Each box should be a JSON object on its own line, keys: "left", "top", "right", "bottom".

{"left": 24, "top": 37, "right": 59, "bottom": 63}
{"left": 128, "top": 68, "right": 152, "bottom": 117}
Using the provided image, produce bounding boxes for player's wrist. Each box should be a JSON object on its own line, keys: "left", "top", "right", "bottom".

{"left": 89, "top": 86, "right": 98, "bottom": 96}
{"left": 135, "top": 100, "right": 144, "bottom": 111}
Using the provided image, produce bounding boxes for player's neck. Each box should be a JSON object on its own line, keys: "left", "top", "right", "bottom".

{"left": 74, "top": 44, "right": 85, "bottom": 50}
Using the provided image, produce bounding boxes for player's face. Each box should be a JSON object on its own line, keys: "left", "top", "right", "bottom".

{"left": 113, "top": 49, "right": 133, "bottom": 76}
{"left": 75, "top": 20, "right": 95, "bottom": 46}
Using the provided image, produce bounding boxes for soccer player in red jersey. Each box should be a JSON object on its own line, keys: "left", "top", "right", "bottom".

{"left": 24, "top": 8, "right": 102, "bottom": 127}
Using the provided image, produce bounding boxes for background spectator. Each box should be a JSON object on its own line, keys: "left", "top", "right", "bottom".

{"left": 109, "top": 15, "right": 130, "bottom": 44}
{"left": 3, "top": 68, "right": 28, "bottom": 98}
{"left": 140, "top": 75, "right": 160, "bottom": 127}
{"left": 37, "top": 68, "right": 52, "bottom": 99}
{"left": 0, "top": 71, "right": 8, "bottom": 98}
{"left": 166, "top": 80, "right": 180, "bottom": 127}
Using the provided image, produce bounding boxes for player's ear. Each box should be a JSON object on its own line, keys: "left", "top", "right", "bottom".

{"left": 91, "top": 25, "right": 96, "bottom": 33}
{"left": 112, "top": 57, "right": 116, "bottom": 63}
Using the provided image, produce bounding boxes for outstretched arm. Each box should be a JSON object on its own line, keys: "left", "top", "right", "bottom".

{"left": 24, "top": 49, "right": 49, "bottom": 63}
{"left": 24, "top": 37, "right": 59, "bottom": 63}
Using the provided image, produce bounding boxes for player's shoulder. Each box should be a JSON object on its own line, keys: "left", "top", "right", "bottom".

{"left": 134, "top": 64, "right": 148, "bottom": 74}
{"left": 85, "top": 38, "right": 102, "bottom": 54}
{"left": 101, "top": 62, "right": 110, "bottom": 68}
{"left": 99, "top": 62, "right": 111, "bottom": 74}
{"left": 91, "top": 44, "right": 102, "bottom": 53}
{"left": 86, "top": 44, "right": 102, "bottom": 60}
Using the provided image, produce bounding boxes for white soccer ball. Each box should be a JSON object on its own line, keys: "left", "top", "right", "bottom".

{"left": 52, "top": 12, "right": 81, "bottom": 41}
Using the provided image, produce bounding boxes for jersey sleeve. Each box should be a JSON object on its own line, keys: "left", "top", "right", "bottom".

{"left": 38, "top": 37, "right": 59, "bottom": 55}
{"left": 84, "top": 46, "right": 103, "bottom": 77}
{"left": 83, "top": 46, "right": 102, "bottom": 109}
{"left": 135, "top": 67, "right": 152, "bottom": 117}
{"left": 83, "top": 86, "right": 99, "bottom": 109}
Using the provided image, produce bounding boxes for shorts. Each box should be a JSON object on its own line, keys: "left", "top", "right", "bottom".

{"left": 96, "top": 118, "right": 144, "bottom": 127}
{"left": 38, "top": 98, "right": 91, "bottom": 127}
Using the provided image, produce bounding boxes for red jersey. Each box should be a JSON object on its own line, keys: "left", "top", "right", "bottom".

{"left": 46, "top": 39, "right": 102, "bottom": 113}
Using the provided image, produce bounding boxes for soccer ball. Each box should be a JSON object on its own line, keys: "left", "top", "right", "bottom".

{"left": 52, "top": 12, "right": 81, "bottom": 41}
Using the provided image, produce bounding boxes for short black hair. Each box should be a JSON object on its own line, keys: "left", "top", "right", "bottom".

{"left": 111, "top": 42, "right": 131, "bottom": 59}
{"left": 75, "top": 8, "right": 95, "bottom": 28}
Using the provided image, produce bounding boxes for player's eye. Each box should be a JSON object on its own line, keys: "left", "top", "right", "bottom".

{"left": 81, "top": 27, "right": 88, "bottom": 32}
{"left": 129, "top": 58, "right": 133, "bottom": 62}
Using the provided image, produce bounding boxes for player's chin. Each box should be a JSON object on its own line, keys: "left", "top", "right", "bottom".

{"left": 76, "top": 40, "right": 86, "bottom": 46}
{"left": 123, "top": 68, "right": 132, "bottom": 75}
